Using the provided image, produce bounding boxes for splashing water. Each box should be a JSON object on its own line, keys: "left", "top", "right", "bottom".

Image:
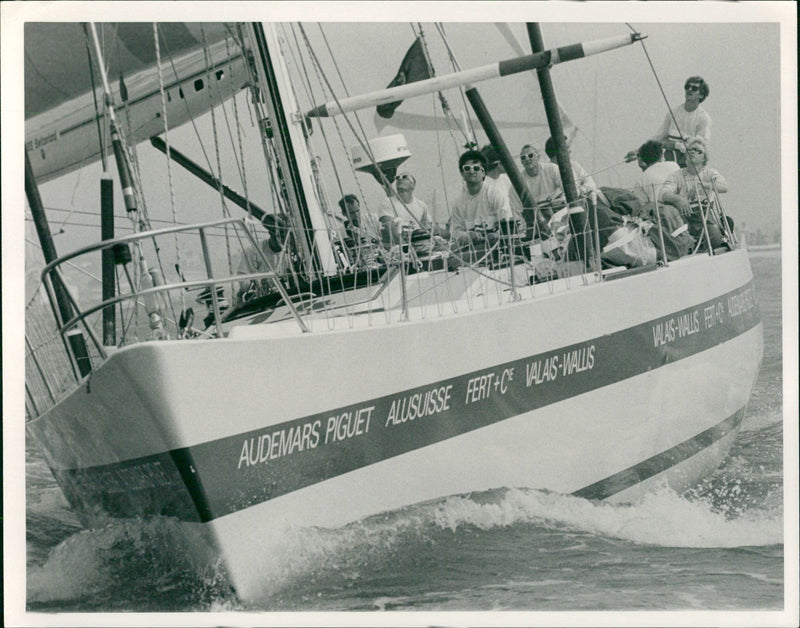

{"left": 427, "top": 486, "right": 782, "bottom": 548}
{"left": 24, "top": 468, "right": 783, "bottom": 611}
{"left": 26, "top": 518, "right": 237, "bottom": 610}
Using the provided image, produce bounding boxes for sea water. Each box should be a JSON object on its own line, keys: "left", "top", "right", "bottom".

{"left": 23, "top": 252, "right": 784, "bottom": 613}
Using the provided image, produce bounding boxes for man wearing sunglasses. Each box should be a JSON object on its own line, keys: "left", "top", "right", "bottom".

{"left": 519, "top": 144, "right": 564, "bottom": 218}
{"left": 448, "top": 150, "right": 513, "bottom": 249}
{"left": 626, "top": 76, "right": 711, "bottom": 167}
{"left": 378, "top": 170, "right": 433, "bottom": 244}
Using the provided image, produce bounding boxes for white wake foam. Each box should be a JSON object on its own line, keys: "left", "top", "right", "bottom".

{"left": 428, "top": 486, "right": 783, "bottom": 548}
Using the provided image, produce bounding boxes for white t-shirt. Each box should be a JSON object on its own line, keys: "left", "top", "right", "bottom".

{"left": 654, "top": 104, "right": 712, "bottom": 146}
{"left": 378, "top": 195, "right": 431, "bottom": 228}
{"left": 636, "top": 160, "right": 680, "bottom": 203}
{"left": 661, "top": 165, "right": 727, "bottom": 202}
{"left": 486, "top": 173, "right": 525, "bottom": 222}
{"left": 522, "top": 162, "right": 563, "bottom": 204}
{"left": 450, "top": 181, "right": 513, "bottom": 232}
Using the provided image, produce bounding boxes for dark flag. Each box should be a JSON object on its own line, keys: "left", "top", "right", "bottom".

{"left": 376, "top": 37, "right": 432, "bottom": 119}
{"left": 119, "top": 73, "right": 129, "bottom": 103}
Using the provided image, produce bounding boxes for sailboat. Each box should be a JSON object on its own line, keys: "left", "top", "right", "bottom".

{"left": 24, "top": 21, "right": 763, "bottom": 601}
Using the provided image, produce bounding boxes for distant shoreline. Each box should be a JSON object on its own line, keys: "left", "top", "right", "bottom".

{"left": 747, "top": 243, "right": 781, "bottom": 258}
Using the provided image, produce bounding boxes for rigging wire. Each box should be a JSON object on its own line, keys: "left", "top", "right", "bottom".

{"left": 285, "top": 24, "right": 400, "bottom": 318}
{"left": 237, "top": 25, "right": 299, "bottom": 283}
{"left": 294, "top": 20, "right": 378, "bottom": 282}
{"left": 51, "top": 23, "right": 110, "bottom": 236}
{"left": 156, "top": 33, "right": 228, "bottom": 193}
{"left": 226, "top": 34, "right": 253, "bottom": 220}
{"left": 204, "top": 30, "right": 248, "bottom": 196}
{"left": 286, "top": 24, "right": 359, "bottom": 318}
{"left": 307, "top": 24, "right": 365, "bottom": 201}
{"left": 417, "top": 22, "right": 470, "bottom": 147}
{"left": 154, "top": 22, "right": 184, "bottom": 310}
{"left": 434, "top": 22, "right": 478, "bottom": 146}
{"left": 200, "top": 24, "right": 236, "bottom": 276}
{"left": 625, "top": 23, "right": 686, "bottom": 147}
{"left": 308, "top": 20, "right": 396, "bottom": 300}
{"left": 299, "top": 23, "right": 398, "bottom": 311}
{"left": 296, "top": 22, "right": 426, "bottom": 225}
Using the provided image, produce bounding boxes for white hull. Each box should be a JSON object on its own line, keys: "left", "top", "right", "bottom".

{"left": 27, "top": 249, "right": 763, "bottom": 600}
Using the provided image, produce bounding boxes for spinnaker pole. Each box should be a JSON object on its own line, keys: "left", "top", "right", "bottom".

{"left": 307, "top": 33, "right": 641, "bottom": 119}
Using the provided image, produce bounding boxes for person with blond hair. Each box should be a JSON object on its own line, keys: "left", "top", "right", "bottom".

{"left": 660, "top": 136, "right": 728, "bottom": 248}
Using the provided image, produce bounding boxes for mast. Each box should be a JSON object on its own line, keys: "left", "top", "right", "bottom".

{"left": 526, "top": 23, "right": 588, "bottom": 261}
{"left": 526, "top": 24, "right": 579, "bottom": 204}
{"left": 247, "top": 23, "right": 338, "bottom": 278}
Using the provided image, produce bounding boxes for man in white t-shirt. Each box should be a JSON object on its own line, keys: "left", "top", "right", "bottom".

{"left": 626, "top": 76, "right": 712, "bottom": 167}
{"left": 518, "top": 144, "right": 563, "bottom": 237}
{"left": 377, "top": 170, "right": 432, "bottom": 244}
{"left": 519, "top": 144, "right": 563, "bottom": 206}
{"left": 633, "top": 140, "right": 681, "bottom": 203}
{"left": 449, "top": 150, "right": 513, "bottom": 248}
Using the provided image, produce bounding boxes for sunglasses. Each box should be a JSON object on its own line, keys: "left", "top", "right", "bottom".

{"left": 395, "top": 173, "right": 413, "bottom": 181}
{"left": 685, "top": 84, "right": 700, "bottom": 92}
{"left": 461, "top": 164, "right": 485, "bottom": 173}
{"left": 520, "top": 152, "right": 539, "bottom": 161}
{"left": 688, "top": 147, "right": 704, "bottom": 154}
